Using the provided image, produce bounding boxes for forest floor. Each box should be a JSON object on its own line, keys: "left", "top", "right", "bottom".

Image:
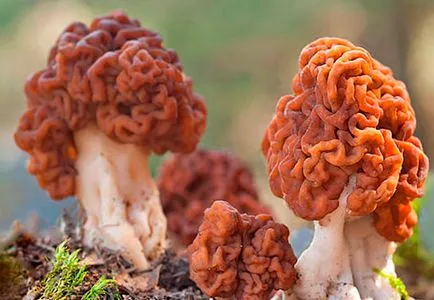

{"left": 0, "top": 211, "right": 433, "bottom": 300}
{"left": 0, "top": 212, "right": 206, "bottom": 300}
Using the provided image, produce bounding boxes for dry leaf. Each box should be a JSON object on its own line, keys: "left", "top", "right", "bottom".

{"left": 116, "top": 265, "right": 161, "bottom": 293}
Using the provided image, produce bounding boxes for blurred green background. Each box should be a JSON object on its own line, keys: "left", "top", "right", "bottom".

{"left": 0, "top": 0, "right": 433, "bottom": 279}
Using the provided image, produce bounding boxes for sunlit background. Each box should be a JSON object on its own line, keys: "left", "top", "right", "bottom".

{"left": 1, "top": 0, "right": 434, "bottom": 281}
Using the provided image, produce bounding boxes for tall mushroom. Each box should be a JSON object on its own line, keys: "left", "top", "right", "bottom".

{"left": 157, "top": 149, "right": 270, "bottom": 245}
{"left": 188, "top": 200, "right": 297, "bottom": 300}
{"left": 262, "top": 37, "right": 428, "bottom": 299}
{"left": 14, "top": 11, "right": 207, "bottom": 270}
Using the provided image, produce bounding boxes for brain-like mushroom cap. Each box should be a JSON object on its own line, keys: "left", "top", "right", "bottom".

{"left": 262, "top": 37, "right": 428, "bottom": 242}
{"left": 188, "top": 201, "right": 297, "bottom": 300}
{"left": 14, "top": 11, "right": 207, "bottom": 199}
{"left": 157, "top": 149, "right": 271, "bottom": 245}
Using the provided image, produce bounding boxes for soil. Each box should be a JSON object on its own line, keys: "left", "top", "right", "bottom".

{"left": 1, "top": 211, "right": 433, "bottom": 300}
{"left": 0, "top": 211, "right": 207, "bottom": 300}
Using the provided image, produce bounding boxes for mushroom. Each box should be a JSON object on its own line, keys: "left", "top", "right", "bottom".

{"left": 156, "top": 149, "right": 271, "bottom": 245}
{"left": 188, "top": 200, "right": 297, "bottom": 300}
{"left": 261, "top": 37, "right": 428, "bottom": 299}
{"left": 13, "top": 11, "right": 207, "bottom": 270}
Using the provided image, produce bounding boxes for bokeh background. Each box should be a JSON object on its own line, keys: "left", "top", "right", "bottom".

{"left": 0, "top": 0, "right": 434, "bottom": 278}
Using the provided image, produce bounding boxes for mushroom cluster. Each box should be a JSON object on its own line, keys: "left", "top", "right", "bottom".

{"left": 157, "top": 149, "right": 270, "bottom": 245}
{"left": 262, "top": 37, "right": 428, "bottom": 299}
{"left": 188, "top": 201, "right": 297, "bottom": 300}
{"left": 12, "top": 10, "right": 430, "bottom": 300}
{"left": 14, "top": 11, "right": 207, "bottom": 269}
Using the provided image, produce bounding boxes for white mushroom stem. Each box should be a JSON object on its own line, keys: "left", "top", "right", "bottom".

{"left": 74, "top": 123, "right": 167, "bottom": 270}
{"left": 345, "top": 216, "right": 399, "bottom": 300}
{"left": 294, "top": 174, "right": 401, "bottom": 300}
{"left": 294, "top": 176, "right": 360, "bottom": 300}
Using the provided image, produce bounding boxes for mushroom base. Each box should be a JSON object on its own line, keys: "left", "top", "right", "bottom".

{"left": 293, "top": 176, "right": 400, "bottom": 300}
{"left": 345, "top": 216, "right": 398, "bottom": 300}
{"left": 74, "top": 123, "right": 167, "bottom": 270}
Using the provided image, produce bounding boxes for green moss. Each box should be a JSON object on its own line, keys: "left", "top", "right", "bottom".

{"left": 39, "top": 241, "right": 87, "bottom": 299}
{"left": 373, "top": 268, "right": 409, "bottom": 300}
{"left": 37, "top": 241, "right": 120, "bottom": 299}
{"left": 82, "top": 275, "right": 120, "bottom": 300}
{"left": 0, "top": 254, "right": 25, "bottom": 298}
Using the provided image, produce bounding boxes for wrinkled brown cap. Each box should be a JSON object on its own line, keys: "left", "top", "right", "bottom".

{"left": 188, "top": 201, "right": 296, "bottom": 300}
{"left": 373, "top": 136, "right": 427, "bottom": 242}
{"left": 157, "top": 149, "right": 271, "bottom": 245}
{"left": 261, "top": 37, "right": 428, "bottom": 241}
{"left": 14, "top": 11, "right": 207, "bottom": 200}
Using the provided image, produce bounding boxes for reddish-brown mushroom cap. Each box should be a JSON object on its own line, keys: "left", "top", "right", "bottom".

{"left": 261, "top": 37, "right": 428, "bottom": 242}
{"left": 14, "top": 11, "right": 207, "bottom": 199}
{"left": 373, "top": 136, "right": 428, "bottom": 242}
{"left": 188, "top": 200, "right": 297, "bottom": 300}
{"left": 156, "top": 149, "right": 271, "bottom": 245}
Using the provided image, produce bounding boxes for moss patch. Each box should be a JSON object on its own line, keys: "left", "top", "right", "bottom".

{"left": 3, "top": 214, "right": 206, "bottom": 300}
{"left": 82, "top": 275, "right": 120, "bottom": 300}
{"left": 0, "top": 254, "right": 26, "bottom": 299}
{"left": 38, "top": 241, "right": 87, "bottom": 299}
{"left": 30, "top": 241, "right": 120, "bottom": 300}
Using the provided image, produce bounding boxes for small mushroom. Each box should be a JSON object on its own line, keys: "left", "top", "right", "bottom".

{"left": 188, "top": 200, "right": 297, "bottom": 300}
{"left": 262, "top": 37, "right": 428, "bottom": 299}
{"left": 157, "top": 149, "right": 271, "bottom": 245}
{"left": 14, "top": 11, "right": 207, "bottom": 270}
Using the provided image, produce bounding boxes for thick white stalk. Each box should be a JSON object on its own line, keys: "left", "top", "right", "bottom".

{"left": 74, "top": 123, "right": 167, "bottom": 270}
{"left": 345, "top": 216, "right": 400, "bottom": 300}
{"left": 294, "top": 176, "right": 360, "bottom": 300}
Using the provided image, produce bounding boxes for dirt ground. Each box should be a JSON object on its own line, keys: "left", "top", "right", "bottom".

{"left": 0, "top": 235, "right": 207, "bottom": 300}
{"left": 0, "top": 212, "right": 207, "bottom": 300}
{"left": 1, "top": 211, "right": 433, "bottom": 300}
